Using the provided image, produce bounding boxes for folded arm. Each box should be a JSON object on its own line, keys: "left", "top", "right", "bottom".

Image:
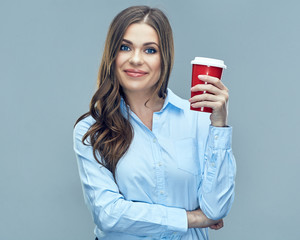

{"left": 198, "top": 126, "right": 236, "bottom": 220}
{"left": 73, "top": 119, "right": 188, "bottom": 237}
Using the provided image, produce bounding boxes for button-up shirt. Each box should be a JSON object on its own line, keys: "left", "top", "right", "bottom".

{"left": 73, "top": 89, "right": 236, "bottom": 240}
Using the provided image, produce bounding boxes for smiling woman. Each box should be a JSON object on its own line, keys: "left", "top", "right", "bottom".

{"left": 115, "top": 23, "right": 162, "bottom": 103}
{"left": 73, "top": 5, "right": 236, "bottom": 240}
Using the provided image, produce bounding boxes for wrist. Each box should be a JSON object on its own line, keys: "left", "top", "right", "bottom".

{"left": 186, "top": 210, "right": 207, "bottom": 228}
{"left": 186, "top": 211, "right": 195, "bottom": 228}
{"left": 211, "top": 121, "right": 227, "bottom": 127}
{"left": 187, "top": 209, "right": 220, "bottom": 228}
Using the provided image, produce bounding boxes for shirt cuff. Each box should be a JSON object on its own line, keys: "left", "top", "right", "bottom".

{"left": 166, "top": 207, "right": 188, "bottom": 234}
{"left": 208, "top": 125, "right": 232, "bottom": 149}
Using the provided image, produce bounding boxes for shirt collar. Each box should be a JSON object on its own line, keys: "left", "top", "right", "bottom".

{"left": 120, "top": 88, "right": 186, "bottom": 114}
{"left": 162, "top": 88, "right": 186, "bottom": 111}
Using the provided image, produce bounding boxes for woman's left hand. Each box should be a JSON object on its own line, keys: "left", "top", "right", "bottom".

{"left": 189, "top": 75, "right": 229, "bottom": 127}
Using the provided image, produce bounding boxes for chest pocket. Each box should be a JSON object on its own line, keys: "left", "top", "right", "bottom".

{"left": 174, "top": 138, "right": 199, "bottom": 175}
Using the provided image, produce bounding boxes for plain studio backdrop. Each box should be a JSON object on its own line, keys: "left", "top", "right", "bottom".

{"left": 1, "top": 0, "right": 299, "bottom": 239}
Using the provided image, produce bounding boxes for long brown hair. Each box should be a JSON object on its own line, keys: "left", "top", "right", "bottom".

{"left": 75, "top": 6, "right": 174, "bottom": 178}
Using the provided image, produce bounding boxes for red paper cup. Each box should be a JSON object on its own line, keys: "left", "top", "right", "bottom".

{"left": 190, "top": 57, "right": 227, "bottom": 113}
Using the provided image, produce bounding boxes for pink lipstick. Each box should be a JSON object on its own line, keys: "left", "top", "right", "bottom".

{"left": 124, "top": 69, "right": 148, "bottom": 77}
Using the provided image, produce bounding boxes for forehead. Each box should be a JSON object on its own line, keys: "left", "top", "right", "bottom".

{"left": 123, "top": 23, "right": 159, "bottom": 44}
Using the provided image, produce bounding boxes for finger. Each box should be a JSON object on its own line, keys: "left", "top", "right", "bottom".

{"left": 218, "top": 219, "right": 224, "bottom": 228}
{"left": 191, "top": 83, "right": 223, "bottom": 96}
{"left": 216, "top": 219, "right": 224, "bottom": 229}
{"left": 209, "top": 224, "right": 220, "bottom": 230}
{"left": 198, "top": 75, "right": 228, "bottom": 91}
{"left": 214, "top": 225, "right": 222, "bottom": 230}
{"left": 190, "top": 99, "right": 225, "bottom": 110}
{"left": 190, "top": 87, "right": 229, "bottom": 107}
{"left": 189, "top": 93, "right": 225, "bottom": 104}
{"left": 191, "top": 83, "right": 229, "bottom": 100}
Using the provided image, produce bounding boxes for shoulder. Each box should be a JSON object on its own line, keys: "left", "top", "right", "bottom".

{"left": 166, "top": 88, "right": 190, "bottom": 110}
{"left": 167, "top": 89, "right": 211, "bottom": 125}
{"left": 73, "top": 115, "right": 95, "bottom": 140}
{"left": 167, "top": 89, "right": 209, "bottom": 116}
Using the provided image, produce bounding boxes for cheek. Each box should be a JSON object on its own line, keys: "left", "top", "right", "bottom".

{"left": 151, "top": 57, "right": 161, "bottom": 74}
{"left": 115, "top": 55, "right": 122, "bottom": 68}
{"left": 115, "top": 53, "right": 127, "bottom": 68}
{"left": 115, "top": 55, "right": 123, "bottom": 84}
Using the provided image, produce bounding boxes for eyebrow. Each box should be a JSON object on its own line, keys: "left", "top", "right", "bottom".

{"left": 122, "top": 39, "right": 159, "bottom": 47}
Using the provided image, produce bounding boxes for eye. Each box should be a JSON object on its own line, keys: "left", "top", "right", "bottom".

{"left": 145, "top": 48, "right": 157, "bottom": 54}
{"left": 120, "top": 44, "right": 131, "bottom": 51}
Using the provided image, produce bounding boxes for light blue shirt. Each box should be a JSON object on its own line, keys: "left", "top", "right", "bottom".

{"left": 73, "top": 89, "right": 236, "bottom": 240}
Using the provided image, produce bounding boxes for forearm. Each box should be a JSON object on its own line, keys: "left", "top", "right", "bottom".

{"left": 77, "top": 156, "right": 188, "bottom": 236}
{"left": 89, "top": 195, "right": 187, "bottom": 235}
{"left": 199, "top": 126, "right": 236, "bottom": 220}
{"left": 74, "top": 120, "right": 188, "bottom": 237}
{"left": 186, "top": 209, "right": 221, "bottom": 228}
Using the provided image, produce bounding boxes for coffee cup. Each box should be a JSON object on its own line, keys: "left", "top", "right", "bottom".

{"left": 190, "top": 57, "right": 227, "bottom": 113}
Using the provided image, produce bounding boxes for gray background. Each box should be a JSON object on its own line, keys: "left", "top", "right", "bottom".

{"left": 1, "top": 0, "right": 299, "bottom": 239}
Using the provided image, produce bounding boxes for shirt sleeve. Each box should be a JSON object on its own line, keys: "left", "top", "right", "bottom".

{"left": 73, "top": 118, "right": 188, "bottom": 237}
{"left": 197, "top": 125, "right": 236, "bottom": 220}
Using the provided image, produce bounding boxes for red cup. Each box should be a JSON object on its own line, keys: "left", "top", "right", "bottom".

{"left": 190, "top": 57, "right": 227, "bottom": 113}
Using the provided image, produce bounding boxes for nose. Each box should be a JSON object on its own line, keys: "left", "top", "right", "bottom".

{"left": 129, "top": 50, "right": 143, "bottom": 65}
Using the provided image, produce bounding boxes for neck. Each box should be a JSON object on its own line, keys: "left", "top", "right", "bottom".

{"left": 124, "top": 90, "right": 164, "bottom": 113}
{"left": 123, "top": 89, "right": 165, "bottom": 130}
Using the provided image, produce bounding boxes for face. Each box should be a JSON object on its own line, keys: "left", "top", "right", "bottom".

{"left": 115, "top": 23, "right": 161, "bottom": 97}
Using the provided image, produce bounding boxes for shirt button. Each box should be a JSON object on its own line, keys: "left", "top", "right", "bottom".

{"left": 214, "top": 135, "right": 218, "bottom": 140}
{"left": 211, "top": 162, "right": 216, "bottom": 167}
{"left": 158, "top": 162, "right": 162, "bottom": 166}
{"left": 153, "top": 138, "right": 157, "bottom": 143}
{"left": 160, "top": 190, "right": 164, "bottom": 195}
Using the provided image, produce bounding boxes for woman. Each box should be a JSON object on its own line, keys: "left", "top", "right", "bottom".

{"left": 73, "top": 5, "right": 236, "bottom": 240}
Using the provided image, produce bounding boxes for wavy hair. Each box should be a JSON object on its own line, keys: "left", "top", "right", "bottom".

{"left": 75, "top": 6, "right": 174, "bottom": 178}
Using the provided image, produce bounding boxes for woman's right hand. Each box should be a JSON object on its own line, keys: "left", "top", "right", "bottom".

{"left": 209, "top": 219, "right": 224, "bottom": 230}
{"left": 186, "top": 209, "right": 224, "bottom": 229}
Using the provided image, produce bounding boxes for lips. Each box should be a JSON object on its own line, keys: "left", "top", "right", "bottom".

{"left": 124, "top": 69, "right": 148, "bottom": 77}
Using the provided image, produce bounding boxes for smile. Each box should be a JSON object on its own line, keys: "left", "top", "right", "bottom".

{"left": 124, "top": 69, "right": 148, "bottom": 77}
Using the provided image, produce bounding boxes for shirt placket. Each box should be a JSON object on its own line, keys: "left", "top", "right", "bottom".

{"left": 152, "top": 112, "right": 167, "bottom": 204}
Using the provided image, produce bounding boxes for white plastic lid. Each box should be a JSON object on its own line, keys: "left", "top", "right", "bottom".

{"left": 191, "top": 57, "right": 227, "bottom": 69}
